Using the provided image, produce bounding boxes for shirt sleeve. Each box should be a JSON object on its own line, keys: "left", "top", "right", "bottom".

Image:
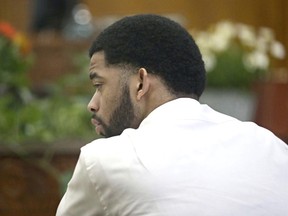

{"left": 56, "top": 152, "right": 105, "bottom": 216}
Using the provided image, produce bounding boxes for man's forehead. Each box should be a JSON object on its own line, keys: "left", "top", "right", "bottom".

{"left": 90, "top": 52, "right": 105, "bottom": 67}
{"left": 88, "top": 53, "right": 125, "bottom": 82}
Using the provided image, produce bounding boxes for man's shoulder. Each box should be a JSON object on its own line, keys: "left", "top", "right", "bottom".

{"left": 80, "top": 129, "right": 139, "bottom": 167}
{"left": 78, "top": 130, "right": 148, "bottom": 190}
{"left": 82, "top": 132, "right": 131, "bottom": 153}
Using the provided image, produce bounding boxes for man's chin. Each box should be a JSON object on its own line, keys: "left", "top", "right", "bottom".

{"left": 94, "top": 124, "right": 106, "bottom": 137}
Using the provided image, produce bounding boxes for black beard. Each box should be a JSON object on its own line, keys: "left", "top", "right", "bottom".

{"left": 104, "top": 85, "right": 135, "bottom": 138}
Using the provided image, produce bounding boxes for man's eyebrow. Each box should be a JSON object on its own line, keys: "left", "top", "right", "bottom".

{"left": 89, "top": 71, "right": 102, "bottom": 80}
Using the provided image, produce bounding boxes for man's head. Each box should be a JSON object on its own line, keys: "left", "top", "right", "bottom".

{"left": 89, "top": 14, "right": 205, "bottom": 97}
{"left": 88, "top": 14, "right": 206, "bottom": 137}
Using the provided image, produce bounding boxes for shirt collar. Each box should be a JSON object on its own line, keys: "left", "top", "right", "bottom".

{"left": 139, "top": 98, "right": 201, "bottom": 128}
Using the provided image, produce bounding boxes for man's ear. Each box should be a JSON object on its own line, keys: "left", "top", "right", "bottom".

{"left": 136, "top": 68, "right": 149, "bottom": 101}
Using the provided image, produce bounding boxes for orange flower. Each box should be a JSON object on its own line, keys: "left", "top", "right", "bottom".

{"left": 13, "top": 33, "right": 31, "bottom": 55}
{"left": 0, "top": 21, "right": 31, "bottom": 55}
{"left": 0, "top": 21, "right": 17, "bottom": 40}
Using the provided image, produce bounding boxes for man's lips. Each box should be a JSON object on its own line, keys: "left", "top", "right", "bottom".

{"left": 91, "top": 117, "right": 104, "bottom": 135}
{"left": 91, "top": 118, "right": 100, "bottom": 126}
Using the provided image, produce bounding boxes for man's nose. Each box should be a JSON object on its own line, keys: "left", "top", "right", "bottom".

{"left": 87, "top": 93, "right": 99, "bottom": 113}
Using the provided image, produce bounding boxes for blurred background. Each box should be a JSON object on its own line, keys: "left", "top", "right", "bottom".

{"left": 0, "top": 0, "right": 287, "bottom": 215}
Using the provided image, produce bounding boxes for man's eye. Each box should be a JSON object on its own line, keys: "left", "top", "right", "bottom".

{"left": 93, "top": 84, "right": 102, "bottom": 91}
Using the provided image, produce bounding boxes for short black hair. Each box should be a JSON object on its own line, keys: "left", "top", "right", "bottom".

{"left": 89, "top": 14, "right": 206, "bottom": 97}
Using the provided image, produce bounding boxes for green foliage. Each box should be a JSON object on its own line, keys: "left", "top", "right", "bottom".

{"left": 0, "top": 23, "right": 96, "bottom": 190}
{"left": 0, "top": 37, "right": 32, "bottom": 88}
{"left": 0, "top": 50, "right": 96, "bottom": 148}
{"left": 205, "top": 44, "right": 263, "bottom": 89}
{"left": 192, "top": 20, "right": 286, "bottom": 89}
{"left": 59, "top": 170, "right": 74, "bottom": 195}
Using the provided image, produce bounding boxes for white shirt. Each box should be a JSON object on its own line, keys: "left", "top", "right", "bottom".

{"left": 56, "top": 98, "right": 288, "bottom": 216}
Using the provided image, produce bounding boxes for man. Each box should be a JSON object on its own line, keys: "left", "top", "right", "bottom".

{"left": 56, "top": 14, "right": 288, "bottom": 216}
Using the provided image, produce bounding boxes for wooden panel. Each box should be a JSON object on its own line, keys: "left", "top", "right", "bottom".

{"left": 254, "top": 82, "right": 288, "bottom": 142}
{"left": 0, "top": 0, "right": 32, "bottom": 31}
{"left": 82, "top": 0, "right": 284, "bottom": 28}
{"left": 0, "top": 153, "right": 78, "bottom": 216}
{"left": 27, "top": 36, "right": 90, "bottom": 89}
